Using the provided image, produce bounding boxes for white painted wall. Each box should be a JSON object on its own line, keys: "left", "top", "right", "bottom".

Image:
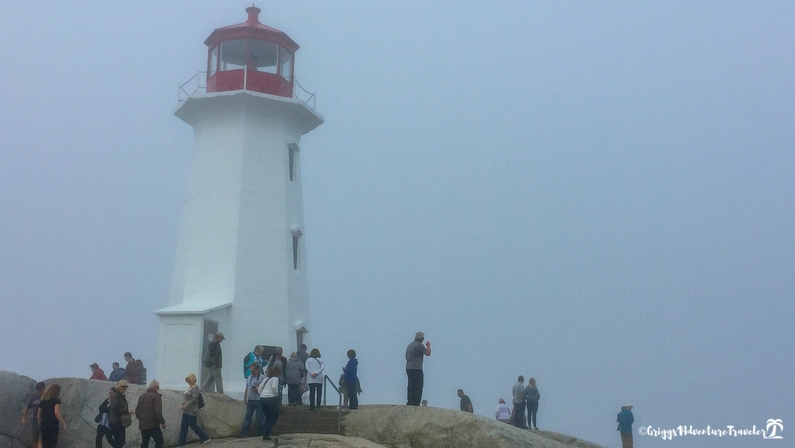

{"left": 156, "top": 91, "right": 322, "bottom": 394}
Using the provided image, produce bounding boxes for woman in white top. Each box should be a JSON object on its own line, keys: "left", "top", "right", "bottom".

{"left": 257, "top": 365, "right": 281, "bottom": 441}
{"left": 495, "top": 398, "right": 511, "bottom": 423}
{"left": 304, "top": 348, "right": 325, "bottom": 410}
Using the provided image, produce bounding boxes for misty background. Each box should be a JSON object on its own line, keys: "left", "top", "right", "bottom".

{"left": 1, "top": 2, "right": 792, "bottom": 447}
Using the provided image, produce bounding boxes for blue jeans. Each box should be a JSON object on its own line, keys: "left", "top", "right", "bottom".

{"left": 240, "top": 399, "right": 264, "bottom": 436}
{"left": 178, "top": 414, "right": 209, "bottom": 446}
{"left": 260, "top": 397, "right": 280, "bottom": 438}
{"left": 526, "top": 400, "right": 538, "bottom": 428}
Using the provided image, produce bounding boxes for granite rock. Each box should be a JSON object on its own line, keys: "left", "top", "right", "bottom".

{"left": 0, "top": 374, "right": 246, "bottom": 448}
{"left": 0, "top": 371, "right": 37, "bottom": 448}
{"left": 342, "top": 405, "right": 606, "bottom": 448}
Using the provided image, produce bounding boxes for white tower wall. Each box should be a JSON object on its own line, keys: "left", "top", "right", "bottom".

{"left": 156, "top": 91, "right": 322, "bottom": 393}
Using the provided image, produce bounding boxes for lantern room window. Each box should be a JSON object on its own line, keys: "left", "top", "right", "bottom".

{"left": 209, "top": 45, "right": 219, "bottom": 78}
{"left": 211, "top": 39, "right": 293, "bottom": 79}
{"left": 220, "top": 39, "right": 247, "bottom": 71}
{"left": 250, "top": 40, "right": 279, "bottom": 74}
{"left": 279, "top": 50, "right": 293, "bottom": 82}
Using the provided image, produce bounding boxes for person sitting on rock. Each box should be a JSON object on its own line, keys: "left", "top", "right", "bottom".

{"left": 495, "top": 398, "right": 511, "bottom": 423}
{"left": 90, "top": 363, "right": 107, "bottom": 381}
{"left": 124, "top": 352, "right": 145, "bottom": 385}
{"left": 108, "top": 363, "right": 126, "bottom": 382}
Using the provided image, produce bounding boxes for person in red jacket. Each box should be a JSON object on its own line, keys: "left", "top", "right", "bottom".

{"left": 90, "top": 363, "right": 107, "bottom": 380}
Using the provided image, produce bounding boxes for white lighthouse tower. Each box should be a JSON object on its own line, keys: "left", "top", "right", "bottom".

{"left": 155, "top": 6, "right": 323, "bottom": 394}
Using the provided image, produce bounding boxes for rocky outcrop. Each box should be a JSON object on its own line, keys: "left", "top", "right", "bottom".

{"left": 0, "top": 372, "right": 245, "bottom": 448}
{"left": 1, "top": 372, "right": 604, "bottom": 448}
{"left": 342, "top": 406, "right": 605, "bottom": 448}
{"left": 0, "top": 371, "right": 37, "bottom": 448}
{"left": 198, "top": 434, "right": 389, "bottom": 447}
{"left": 271, "top": 434, "right": 388, "bottom": 448}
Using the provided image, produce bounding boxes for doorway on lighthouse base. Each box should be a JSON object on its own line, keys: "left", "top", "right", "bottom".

{"left": 200, "top": 319, "right": 218, "bottom": 387}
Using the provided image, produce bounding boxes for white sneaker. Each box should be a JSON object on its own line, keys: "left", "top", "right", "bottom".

{"left": 202, "top": 439, "right": 211, "bottom": 444}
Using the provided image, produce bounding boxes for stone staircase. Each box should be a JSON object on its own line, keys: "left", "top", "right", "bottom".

{"left": 271, "top": 405, "right": 350, "bottom": 436}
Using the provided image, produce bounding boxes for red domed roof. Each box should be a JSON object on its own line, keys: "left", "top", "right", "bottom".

{"left": 204, "top": 6, "right": 299, "bottom": 53}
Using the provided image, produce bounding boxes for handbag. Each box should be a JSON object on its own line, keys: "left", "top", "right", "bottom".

{"left": 120, "top": 413, "right": 132, "bottom": 428}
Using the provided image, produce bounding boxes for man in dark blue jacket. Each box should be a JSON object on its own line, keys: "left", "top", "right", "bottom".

{"left": 344, "top": 350, "right": 359, "bottom": 410}
{"left": 617, "top": 404, "right": 635, "bottom": 448}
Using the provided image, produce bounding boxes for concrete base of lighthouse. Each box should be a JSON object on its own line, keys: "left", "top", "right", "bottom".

{"left": 154, "top": 302, "right": 231, "bottom": 392}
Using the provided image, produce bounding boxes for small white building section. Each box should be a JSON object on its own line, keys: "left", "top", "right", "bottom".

{"left": 155, "top": 7, "right": 323, "bottom": 394}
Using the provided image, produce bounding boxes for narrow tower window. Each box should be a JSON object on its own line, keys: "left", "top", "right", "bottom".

{"left": 288, "top": 143, "right": 299, "bottom": 181}
{"left": 291, "top": 228, "right": 303, "bottom": 270}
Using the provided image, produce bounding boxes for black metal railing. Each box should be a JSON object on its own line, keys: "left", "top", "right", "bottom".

{"left": 322, "top": 374, "right": 343, "bottom": 433}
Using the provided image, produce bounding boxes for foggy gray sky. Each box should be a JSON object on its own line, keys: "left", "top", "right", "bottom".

{"left": 1, "top": 2, "right": 793, "bottom": 447}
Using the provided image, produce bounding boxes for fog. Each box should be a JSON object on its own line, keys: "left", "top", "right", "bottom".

{"left": 1, "top": 2, "right": 793, "bottom": 447}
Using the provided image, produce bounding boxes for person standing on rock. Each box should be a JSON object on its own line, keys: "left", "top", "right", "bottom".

{"left": 344, "top": 349, "right": 359, "bottom": 410}
{"left": 37, "top": 384, "right": 66, "bottom": 448}
{"left": 244, "top": 345, "right": 265, "bottom": 379}
{"left": 286, "top": 352, "right": 304, "bottom": 406}
{"left": 524, "top": 377, "right": 540, "bottom": 430}
{"left": 297, "top": 344, "right": 308, "bottom": 404}
{"left": 21, "top": 381, "right": 45, "bottom": 448}
{"left": 202, "top": 332, "right": 224, "bottom": 394}
{"left": 90, "top": 363, "right": 108, "bottom": 380}
{"left": 95, "top": 387, "right": 116, "bottom": 448}
{"left": 457, "top": 389, "right": 473, "bottom": 413}
{"left": 405, "top": 331, "right": 431, "bottom": 406}
{"left": 108, "top": 362, "right": 126, "bottom": 382}
{"left": 258, "top": 365, "right": 282, "bottom": 441}
{"left": 136, "top": 380, "right": 166, "bottom": 448}
{"left": 109, "top": 380, "right": 134, "bottom": 448}
{"left": 511, "top": 375, "right": 527, "bottom": 428}
{"left": 240, "top": 363, "right": 266, "bottom": 437}
{"left": 617, "top": 404, "right": 635, "bottom": 448}
{"left": 305, "top": 348, "right": 325, "bottom": 410}
{"left": 178, "top": 373, "right": 211, "bottom": 446}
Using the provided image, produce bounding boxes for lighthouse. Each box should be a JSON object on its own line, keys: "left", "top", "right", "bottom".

{"left": 155, "top": 6, "right": 323, "bottom": 394}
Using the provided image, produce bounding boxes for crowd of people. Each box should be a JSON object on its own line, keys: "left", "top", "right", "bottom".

{"left": 88, "top": 352, "right": 146, "bottom": 386}
{"left": 19, "top": 330, "right": 634, "bottom": 447}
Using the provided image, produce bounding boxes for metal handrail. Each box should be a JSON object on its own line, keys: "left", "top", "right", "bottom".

{"left": 294, "top": 78, "right": 317, "bottom": 109}
{"left": 322, "top": 374, "right": 343, "bottom": 433}
{"left": 178, "top": 71, "right": 207, "bottom": 105}
{"left": 177, "top": 70, "right": 317, "bottom": 110}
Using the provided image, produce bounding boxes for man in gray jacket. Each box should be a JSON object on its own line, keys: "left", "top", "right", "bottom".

{"left": 202, "top": 332, "right": 225, "bottom": 394}
{"left": 511, "top": 375, "right": 527, "bottom": 428}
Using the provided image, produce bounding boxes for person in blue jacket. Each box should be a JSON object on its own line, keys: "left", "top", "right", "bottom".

{"left": 343, "top": 350, "right": 359, "bottom": 410}
{"left": 617, "top": 404, "right": 635, "bottom": 448}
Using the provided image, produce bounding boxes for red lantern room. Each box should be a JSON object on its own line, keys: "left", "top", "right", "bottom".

{"left": 205, "top": 6, "right": 298, "bottom": 97}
